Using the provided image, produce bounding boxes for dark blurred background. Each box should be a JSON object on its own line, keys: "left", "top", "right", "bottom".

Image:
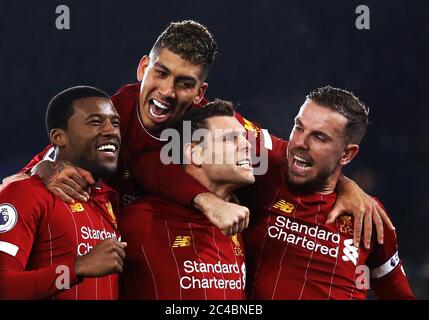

{"left": 1, "top": 0, "right": 428, "bottom": 298}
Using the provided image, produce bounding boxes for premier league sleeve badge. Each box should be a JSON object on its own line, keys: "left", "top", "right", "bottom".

{"left": 0, "top": 204, "right": 18, "bottom": 233}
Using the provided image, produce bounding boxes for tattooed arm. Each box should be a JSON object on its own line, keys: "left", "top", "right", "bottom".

{"left": 31, "top": 160, "right": 95, "bottom": 203}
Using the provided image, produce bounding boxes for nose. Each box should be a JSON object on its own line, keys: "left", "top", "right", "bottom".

{"left": 159, "top": 76, "right": 176, "bottom": 99}
{"left": 101, "top": 120, "right": 120, "bottom": 138}
{"left": 293, "top": 131, "right": 309, "bottom": 150}
{"left": 238, "top": 133, "right": 252, "bottom": 154}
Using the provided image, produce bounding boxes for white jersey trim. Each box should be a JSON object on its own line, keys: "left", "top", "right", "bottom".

{"left": 261, "top": 129, "right": 273, "bottom": 150}
{"left": 0, "top": 241, "right": 19, "bottom": 257}
{"left": 30, "top": 146, "right": 56, "bottom": 175}
{"left": 371, "top": 251, "right": 400, "bottom": 279}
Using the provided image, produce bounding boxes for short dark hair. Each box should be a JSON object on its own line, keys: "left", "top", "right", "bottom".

{"left": 178, "top": 99, "right": 235, "bottom": 141}
{"left": 151, "top": 20, "right": 217, "bottom": 81}
{"left": 307, "top": 86, "right": 369, "bottom": 144}
{"left": 171, "top": 99, "right": 235, "bottom": 163}
{"left": 46, "top": 86, "right": 110, "bottom": 135}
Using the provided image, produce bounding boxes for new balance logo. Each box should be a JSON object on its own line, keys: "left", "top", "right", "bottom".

{"left": 272, "top": 200, "right": 295, "bottom": 214}
{"left": 342, "top": 239, "right": 359, "bottom": 265}
{"left": 172, "top": 236, "right": 191, "bottom": 248}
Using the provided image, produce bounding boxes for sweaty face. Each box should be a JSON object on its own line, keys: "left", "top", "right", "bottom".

{"left": 200, "top": 116, "right": 255, "bottom": 189}
{"left": 286, "top": 100, "right": 348, "bottom": 193}
{"left": 138, "top": 48, "right": 207, "bottom": 135}
{"left": 60, "top": 97, "right": 121, "bottom": 180}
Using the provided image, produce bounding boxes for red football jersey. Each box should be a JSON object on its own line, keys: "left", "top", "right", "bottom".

{"left": 0, "top": 176, "right": 120, "bottom": 300}
{"left": 119, "top": 195, "right": 247, "bottom": 300}
{"left": 240, "top": 160, "right": 414, "bottom": 300}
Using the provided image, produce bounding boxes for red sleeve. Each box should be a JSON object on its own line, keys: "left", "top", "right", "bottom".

{"left": 0, "top": 179, "right": 80, "bottom": 299}
{"left": 130, "top": 150, "right": 209, "bottom": 206}
{"left": 0, "top": 254, "right": 80, "bottom": 299}
{"left": 20, "top": 144, "right": 55, "bottom": 174}
{"left": 366, "top": 200, "right": 415, "bottom": 299}
{"left": 370, "top": 263, "right": 415, "bottom": 300}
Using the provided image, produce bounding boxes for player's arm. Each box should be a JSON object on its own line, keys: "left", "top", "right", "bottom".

{"left": 366, "top": 204, "right": 415, "bottom": 299}
{"left": 1, "top": 145, "right": 94, "bottom": 204}
{"left": 0, "top": 179, "right": 80, "bottom": 299}
{"left": 370, "top": 263, "right": 415, "bottom": 299}
{"left": 131, "top": 150, "right": 250, "bottom": 235}
{"left": 0, "top": 180, "right": 126, "bottom": 299}
{"left": 326, "top": 175, "right": 395, "bottom": 249}
{"left": 0, "top": 239, "right": 127, "bottom": 300}
{"left": 0, "top": 253, "right": 81, "bottom": 299}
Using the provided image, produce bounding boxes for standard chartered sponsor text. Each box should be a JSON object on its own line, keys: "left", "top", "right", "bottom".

{"left": 78, "top": 226, "right": 119, "bottom": 255}
{"left": 180, "top": 261, "right": 245, "bottom": 290}
{"left": 269, "top": 216, "right": 340, "bottom": 258}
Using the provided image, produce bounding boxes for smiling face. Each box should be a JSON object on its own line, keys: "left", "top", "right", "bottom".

{"left": 286, "top": 99, "right": 358, "bottom": 193}
{"left": 53, "top": 97, "right": 121, "bottom": 180}
{"left": 137, "top": 48, "right": 208, "bottom": 135}
{"left": 199, "top": 116, "right": 255, "bottom": 191}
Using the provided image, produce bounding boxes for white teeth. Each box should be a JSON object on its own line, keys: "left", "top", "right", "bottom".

{"left": 237, "top": 160, "right": 250, "bottom": 167}
{"left": 153, "top": 99, "right": 169, "bottom": 110}
{"left": 294, "top": 155, "right": 308, "bottom": 162}
{"left": 97, "top": 144, "right": 116, "bottom": 152}
{"left": 293, "top": 155, "right": 312, "bottom": 169}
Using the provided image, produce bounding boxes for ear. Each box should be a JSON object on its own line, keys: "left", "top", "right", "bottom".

{"left": 340, "top": 144, "right": 359, "bottom": 166}
{"left": 193, "top": 82, "right": 208, "bottom": 105}
{"left": 50, "top": 129, "right": 67, "bottom": 148}
{"left": 136, "top": 55, "right": 150, "bottom": 82}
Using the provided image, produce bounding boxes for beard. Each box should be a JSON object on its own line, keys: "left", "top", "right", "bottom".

{"left": 74, "top": 155, "right": 117, "bottom": 181}
{"left": 286, "top": 165, "right": 333, "bottom": 195}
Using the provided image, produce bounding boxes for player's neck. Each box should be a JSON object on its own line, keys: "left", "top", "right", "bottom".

{"left": 206, "top": 183, "right": 235, "bottom": 202}
{"left": 317, "top": 170, "right": 341, "bottom": 195}
{"left": 185, "top": 168, "right": 234, "bottom": 201}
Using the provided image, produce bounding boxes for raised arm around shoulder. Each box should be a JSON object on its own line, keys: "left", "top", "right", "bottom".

{"left": 32, "top": 160, "right": 95, "bottom": 204}
{"left": 326, "top": 174, "right": 395, "bottom": 249}
{"left": 193, "top": 192, "right": 250, "bottom": 235}
{"left": 130, "top": 150, "right": 209, "bottom": 206}
{"left": 131, "top": 150, "right": 250, "bottom": 235}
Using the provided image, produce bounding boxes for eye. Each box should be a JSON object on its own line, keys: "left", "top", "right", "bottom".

{"left": 177, "top": 80, "right": 194, "bottom": 89}
{"left": 314, "top": 133, "right": 327, "bottom": 141}
{"left": 155, "top": 69, "right": 168, "bottom": 78}
{"left": 89, "top": 119, "right": 101, "bottom": 126}
{"left": 112, "top": 120, "right": 120, "bottom": 128}
{"left": 294, "top": 124, "right": 303, "bottom": 132}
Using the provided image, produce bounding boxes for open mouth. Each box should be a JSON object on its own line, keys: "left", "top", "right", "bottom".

{"left": 148, "top": 98, "right": 172, "bottom": 121}
{"left": 236, "top": 159, "right": 251, "bottom": 169}
{"left": 96, "top": 143, "right": 118, "bottom": 155}
{"left": 292, "top": 154, "right": 313, "bottom": 171}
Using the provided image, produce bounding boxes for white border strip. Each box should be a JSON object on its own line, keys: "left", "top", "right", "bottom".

{"left": 261, "top": 129, "right": 273, "bottom": 150}
{"left": 371, "top": 251, "right": 400, "bottom": 279}
{"left": 0, "top": 241, "right": 19, "bottom": 257}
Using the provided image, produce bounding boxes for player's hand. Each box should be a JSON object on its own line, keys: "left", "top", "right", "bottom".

{"left": 326, "top": 175, "right": 395, "bottom": 249}
{"left": 74, "top": 239, "right": 127, "bottom": 277}
{"left": 33, "top": 160, "right": 95, "bottom": 204}
{"left": 0, "top": 172, "right": 30, "bottom": 192}
{"left": 193, "top": 192, "right": 250, "bottom": 236}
